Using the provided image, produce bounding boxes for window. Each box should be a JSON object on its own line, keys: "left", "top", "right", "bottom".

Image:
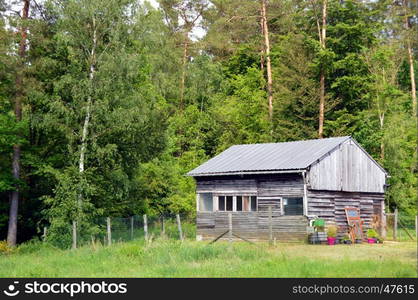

{"left": 226, "top": 196, "right": 233, "bottom": 211}
{"left": 236, "top": 196, "right": 243, "bottom": 211}
{"left": 283, "top": 197, "right": 303, "bottom": 215}
{"left": 219, "top": 196, "right": 225, "bottom": 211}
{"left": 216, "top": 195, "right": 257, "bottom": 212}
{"left": 251, "top": 196, "right": 257, "bottom": 211}
{"left": 198, "top": 193, "right": 213, "bottom": 212}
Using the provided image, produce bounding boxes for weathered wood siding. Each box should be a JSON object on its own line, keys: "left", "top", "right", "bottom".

{"left": 307, "top": 139, "right": 386, "bottom": 193}
{"left": 196, "top": 174, "right": 307, "bottom": 241}
{"left": 257, "top": 174, "right": 304, "bottom": 197}
{"left": 307, "top": 190, "right": 385, "bottom": 237}
{"left": 195, "top": 174, "right": 303, "bottom": 195}
{"left": 197, "top": 212, "right": 308, "bottom": 241}
{"left": 195, "top": 173, "right": 385, "bottom": 241}
{"left": 196, "top": 178, "right": 257, "bottom": 194}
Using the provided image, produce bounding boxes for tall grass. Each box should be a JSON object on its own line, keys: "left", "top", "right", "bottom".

{"left": 0, "top": 238, "right": 416, "bottom": 278}
{"left": 385, "top": 227, "right": 416, "bottom": 242}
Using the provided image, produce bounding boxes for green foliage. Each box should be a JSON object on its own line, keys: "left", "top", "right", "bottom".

{"left": 326, "top": 225, "right": 338, "bottom": 238}
{"left": 366, "top": 229, "right": 379, "bottom": 239}
{"left": 0, "top": 240, "right": 14, "bottom": 254}
{"left": 213, "top": 66, "right": 271, "bottom": 149}
{"left": 340, "top": 234, "right": 351, "bottom": 242}
{"left": 0, "top": 0, "right": 416, "bottom": 245}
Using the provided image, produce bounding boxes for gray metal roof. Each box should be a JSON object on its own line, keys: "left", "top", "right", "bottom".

{"left": 187, "top": 136, "right": 351, "bottom": 176}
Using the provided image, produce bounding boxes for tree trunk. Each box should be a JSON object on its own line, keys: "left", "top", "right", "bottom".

{"left": 407, "top": 44, "right": 416, "bottom": 116}
{"left": 7, "top": 0, "right": 30, "bottom": 247}
{"left": 379, "top": 112, "right": 385, "bottom": 160}
{"left": 78, "top": 17, "right": 96, "bottom": 211}
{"left": 179, "top": 30, "right": 189, "bottom": 111}
{"left": 261, "top": 0, "right": 273, "bottom": 122}
{"left": 260, "top": 15, "right": 265, "bottom": 72}
{"left": 318, "top": 0, "right": 327, "bottom": 139}
{"left": 403, "top": 0, "right": 416, "bottom": 116}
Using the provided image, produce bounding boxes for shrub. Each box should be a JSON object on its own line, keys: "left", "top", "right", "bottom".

{"left": 0, "top": 241, "right": 13, "bottom": 255}
{"left": 366, "top": 229, "right": 379, "bottom": 239}
{"left": 340, "top": 234, "right": 351, "bottom": 242}
{"left": 17, "top": 239, "right": 56, "bottom": 254}
{"left": 45, "top": 220, "right": 73, "bottom": 249}
{"left": 326, "top": 225, "right": 338, "bottom": 238}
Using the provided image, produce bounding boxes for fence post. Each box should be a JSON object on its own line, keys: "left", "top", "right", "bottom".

{"left": 107, "top": 217, "right": 111, "bottom": 246}
{"left": 393, "top": 209, "right": 398, "bottom": 241}
{"left": 269, "top": 206, "right": 273, "bottom": 245}
{"left": 43, "top": 226, "right": 47, "bottom": 242}
{"left": 161, "top": 216, "right": 165, "bottom": 236}
{"left": 72, "top": 220, "right": 77, "bottom": 249}
{"left": 416, "top": 215, "right": 418, "bottom": 240}
{"left": 381, "top": 200, "right": 386, "bottom": 238}
{"left": 130, "top": 216, "right": 134, "bottom": 240}
{"left": 228, "top": 213, "right": 233, "bottom": 243}
{"left": 176, "top": 214, "right": 183, "bottom": 241}
{"left": 143, "top": 215, "right": 148, "bottom": 241}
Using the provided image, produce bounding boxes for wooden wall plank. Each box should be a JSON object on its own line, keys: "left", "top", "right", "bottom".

{"left": 307, "top": 139, "right": 386, "bottom": 193}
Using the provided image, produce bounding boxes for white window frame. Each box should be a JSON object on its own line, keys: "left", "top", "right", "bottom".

{"left": 197, "top": 193, "right": 214, "bottom": 212}
{"left": 282, "top": 197, "right": 304, "bottom": 216}
{"left": 214, "top": 194, "right": 258, "bottom": 212}
{"left": 249, "top": 195, "right": 258, "bottom": 212}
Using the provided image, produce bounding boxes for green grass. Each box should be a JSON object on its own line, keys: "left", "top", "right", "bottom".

{"left": 385, "top": 227, "right": 416, "bottom": 242}
{"left": 0, "top": 238, "right": 416, "bottom": 278}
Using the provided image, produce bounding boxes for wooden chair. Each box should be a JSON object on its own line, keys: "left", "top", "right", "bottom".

{"left": 345, "top": 207, "right": 364, "bottom": 243}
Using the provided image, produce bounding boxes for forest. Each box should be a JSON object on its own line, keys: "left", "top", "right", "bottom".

{"left": 0, "top": 0, "right": 416, "bottom": 247}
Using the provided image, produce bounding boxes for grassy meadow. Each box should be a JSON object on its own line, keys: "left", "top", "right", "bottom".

{"left": 0, "top": 238, "right": 416, "bottom": 278}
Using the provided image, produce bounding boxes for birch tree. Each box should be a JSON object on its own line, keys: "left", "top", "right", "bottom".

{"left": 401, "top": 0, "right": 416, "bottom": 116}
{"left": 310, "top": 0, "right": 327, "bottom": 138}
{"left": 363, "top": 45, "right": 403, "bottom": 161}
{"left": 42, "top": 0, "right": 166, "bottom": 238}
{"left": 260, "top": 0, "right": 273, "bottom": 121}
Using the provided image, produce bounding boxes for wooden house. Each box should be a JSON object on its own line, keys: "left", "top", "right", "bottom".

{"left": 187, "top": 136, "right": 388, "bottom": 241}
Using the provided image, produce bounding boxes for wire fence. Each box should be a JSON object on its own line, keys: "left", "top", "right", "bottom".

{"left": 385, "top": 210, "right": 416, "bottom": 242}
{"left": 43, "top": 213, "right": 196, "bottom": 249}
{"left": 41, "top": 210, "right": 416, "bottom": 248}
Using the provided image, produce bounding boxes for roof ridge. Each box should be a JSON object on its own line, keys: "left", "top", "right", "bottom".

{"left": 231, "top": 136, "right": 350, "bottom": 147}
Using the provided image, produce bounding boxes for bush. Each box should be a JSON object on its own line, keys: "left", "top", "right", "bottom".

{"left": 326, "top": 225, "right": 338, "bottom": 238}
{"left": 17, "top": 239, "right": 57, "bottom": 254}
{"left": 366, "top": 229, "right": 379, "bottom": 239}
{"left": 45, "top": 220, "right": 73, "bottom": 249}
{"left": 340, "top": 234, "right": 351, "bottom": 242}
{"left": 0, "top": 241, "right": 13, "bottom": 255}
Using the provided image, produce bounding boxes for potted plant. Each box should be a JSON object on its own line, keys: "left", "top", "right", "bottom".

{"left": 326, "top": 225, "right": 338, "bottom": 245}
{"left": 313, "top": 218, "right": 325, "bottom": 231}
{"left": 340, "top": 234, "right": 352, "bottom": 244}
{"left": 309, "top": 218, "right": 326, "bottom": 244}
{"left": 366, "top": 229, "right": 378, "bottom": 244}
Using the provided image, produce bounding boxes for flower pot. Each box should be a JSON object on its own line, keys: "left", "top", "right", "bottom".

{"left": 367, "top": 238, "right": 376, "bottom": 244}
{"left": 355, "top": 239, "right": 362, "bottom": 244}
{"left": 327, "top": 237, "right": 336, "bottom": 245}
